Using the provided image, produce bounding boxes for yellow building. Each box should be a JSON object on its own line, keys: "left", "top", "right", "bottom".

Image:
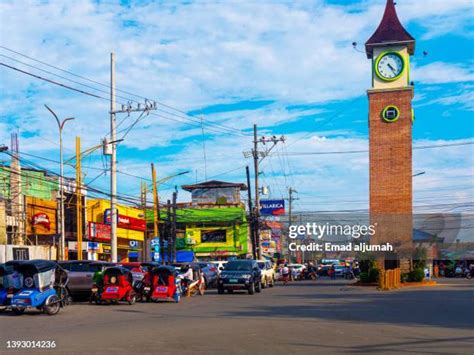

{"left": 87, "top": 199, "right": 145, "bottom": 262}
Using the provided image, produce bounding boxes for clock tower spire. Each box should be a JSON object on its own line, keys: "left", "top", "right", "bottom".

{"left": 367, "top": 0, "right": 415, "bottom": 271}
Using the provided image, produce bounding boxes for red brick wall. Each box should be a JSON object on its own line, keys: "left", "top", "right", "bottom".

{"left": 368, "top": 87, "right": 413, "bottom": 213}
{"left": 368, "top": 87, "right": 413, "bottom": 258}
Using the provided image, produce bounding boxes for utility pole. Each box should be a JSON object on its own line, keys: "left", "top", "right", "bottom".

{"left": 108, "top": 53, "right": 157, "bottom": 262}
{"left": 171, "top": 189, "right": 177, "bottom": 263}
{"left": 246, "top": 166, "right": 257, "bottom": 260}
{"left": 110, "top": 52, "right": 118, "bottom": 263}
{"left": 151, "top": 163, "right": 160, "bottom": 263}
{"left": 75, "top": 136, "right": 83, "bottom": 260}
{"left": 244, "top": 124, "right": 285, "bottom": 259}
{"left": 45, "top": 105, "right": 74, "bottom": 261}
{"left": 166, "top": 200, "right": 171, "bottom": 264}
{"left": 287, "top": 187, "right": 297, "bottom": 263}
{"left": 141, "top": 181, "right": 148, "bottom": 262}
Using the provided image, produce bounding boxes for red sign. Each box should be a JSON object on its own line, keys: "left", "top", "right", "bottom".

{"left": 32, "top": 213, "right": 51, "bottom": 231}
{"left": 104, "top": 209, "right": 146, "bottom": 232}
{"left": 88, "top": 222, "right": 111, "bottom": 242}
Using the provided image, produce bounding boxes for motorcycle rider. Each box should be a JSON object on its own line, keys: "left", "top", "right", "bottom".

{"left": 180, "top": 264, "right": 194, "bottom": 294}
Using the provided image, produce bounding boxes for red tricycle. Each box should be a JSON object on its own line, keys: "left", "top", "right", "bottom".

{"left": 99, "top": 266, "right": 136, "bottom": 305}
{"left": 149, "top": 265, "right": 181, "bottom": 303}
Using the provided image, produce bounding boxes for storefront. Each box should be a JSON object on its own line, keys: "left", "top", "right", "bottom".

{"left": 87, "top": 199, "right": 145, "bottom": 261}
{"left": 176, "top": 207, "right": 249, "bottom": 260}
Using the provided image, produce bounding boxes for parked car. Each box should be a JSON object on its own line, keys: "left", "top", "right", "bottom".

{"left": 257, "top": 260, "right": 275, "bottom": 288}
{"left": 58, "top": 261, "right": 113, "bottom": 298}
{"left": 217, "top": 260, "right": 261, "bottom": 295}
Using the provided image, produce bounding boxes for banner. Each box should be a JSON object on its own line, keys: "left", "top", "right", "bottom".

{"left": 260, "top": 200, "right": 285, "bottom": 216}
{"left": 88, "top": 222, "right": 111, "bottom": 242}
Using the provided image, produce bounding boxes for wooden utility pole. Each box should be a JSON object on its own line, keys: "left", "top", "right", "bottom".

{"left": 75, "top": 136, "right": 83, "bottom": 260}
{"left": 141, "top": 181, "right": 148, "bottom": 261}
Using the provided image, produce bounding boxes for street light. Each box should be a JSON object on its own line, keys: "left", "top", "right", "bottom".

{"left": 45, "top": 104, "right": 74, "bottom": 261}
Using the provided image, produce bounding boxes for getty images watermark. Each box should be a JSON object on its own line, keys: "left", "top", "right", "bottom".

{"left": 287, "top": 222, "right": 394, "bottom": 253}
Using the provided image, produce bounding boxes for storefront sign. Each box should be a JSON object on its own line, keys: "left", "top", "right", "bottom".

{"left": 260, "top": 200, "right": 285, "bottom": 216}
{"left": 88, "top": 222, "right": 111, "bottom": 242}
{"left": 129, "top": 240, "right": 138, "bottom": 248}
{"left": 104, "top": 209, "right": 146, "bottom": 232}
{"left": 32, "top": 213, "right": 51, "bottom": 231}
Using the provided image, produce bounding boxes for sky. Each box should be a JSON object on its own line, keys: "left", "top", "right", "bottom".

{"left": 0, "top": 0, "right": 473, "bottom": 214}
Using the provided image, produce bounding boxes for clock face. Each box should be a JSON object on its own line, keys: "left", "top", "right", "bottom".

{"left": 376, "top": 52, "right": 404, "bottom": 81}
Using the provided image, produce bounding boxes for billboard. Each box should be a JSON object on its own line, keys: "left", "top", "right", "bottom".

{"left": 104, "top": 209, "right": 146, "bottom": 232}
{"left": 260, "top": 200, "right": 285, "bottom": 216}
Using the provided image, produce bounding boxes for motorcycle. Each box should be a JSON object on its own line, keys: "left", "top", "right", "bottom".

{"left": 178, "top": 266, "right": 205, "bottom": 297}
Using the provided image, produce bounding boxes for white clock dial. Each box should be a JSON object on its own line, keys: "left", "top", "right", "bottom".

{"left": 376, "top": 53, "right": 404, "bottom": 80}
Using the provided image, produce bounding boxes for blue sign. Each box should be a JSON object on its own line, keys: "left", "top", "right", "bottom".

{"left": 88, "top": 242, "right": 99, "bottom": 250}
{"left": 129, "top": 240, "right": 138, "bottom": 248}
{"left": 104, "top": 208, "right": 118, "bottom": 225}
{"left": 260, "top": 200, "right": 285, "bottom": 216}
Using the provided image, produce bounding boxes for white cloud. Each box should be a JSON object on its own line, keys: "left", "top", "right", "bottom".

{"left": 413, "top": 62, "right": 474, "bottom": 85}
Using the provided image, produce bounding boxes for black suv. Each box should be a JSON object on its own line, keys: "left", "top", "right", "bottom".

{"left": 217, "top": 260, "right": 262, "bottom": 295}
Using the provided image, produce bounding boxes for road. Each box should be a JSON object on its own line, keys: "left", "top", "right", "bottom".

{"left": 0, "top": 278, "right": 473, "bottom": 354}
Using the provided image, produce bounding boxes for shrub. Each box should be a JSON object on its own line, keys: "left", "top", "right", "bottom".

{"left": 408, "top": 268, "right": 425, "bottom": 282}
{"left": 401, "top": 273, "right": 410, "bottom": 283}
{"left": 359, "top": 272, "right": 370, "bottom": 283}
{"left": 368, "top": 267, "right": 380, "bottom": 283}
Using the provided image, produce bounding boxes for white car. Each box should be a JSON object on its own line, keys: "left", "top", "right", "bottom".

{"left": 257, "top": 260, "right": 275, "bottom": 288}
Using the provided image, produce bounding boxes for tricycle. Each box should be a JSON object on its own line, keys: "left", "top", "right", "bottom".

{"left": 98, "top": 266, "right": 136, "bottom": 305}
{"left": 9, "top": 260, "right": 70, "bottom": 316}
{"left": 149, "top": 265, "right": 181, "bottom": 303}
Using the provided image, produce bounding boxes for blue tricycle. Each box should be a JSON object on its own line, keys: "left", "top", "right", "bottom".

{"left": 9, "top": 260, "right": 70, "bottom": 316}
{"left": 0, "top": 261, "right": 24, "bottom": 312}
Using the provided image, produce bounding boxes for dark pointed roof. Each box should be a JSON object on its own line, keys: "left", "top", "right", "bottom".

{"left": 365, "top": 0, "right": 415, "bottom": 58}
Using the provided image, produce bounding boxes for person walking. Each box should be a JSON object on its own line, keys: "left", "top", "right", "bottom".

{"left": 329, "top": 265, "right": 336, "bottom": 280}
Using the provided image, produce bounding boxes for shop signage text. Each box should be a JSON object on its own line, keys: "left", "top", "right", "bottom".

{"left": 104, "top": 209, "right": 146, "bottom": 232}
{"left": 32, "top": 213, "right": 51, "bottom": 231}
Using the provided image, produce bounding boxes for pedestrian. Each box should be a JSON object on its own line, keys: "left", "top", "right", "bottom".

{"left": 281, "top": 264, "right": 290, "bottom": 285}
{"left": 329, "top": 265, "right": 336, "bottom": 280}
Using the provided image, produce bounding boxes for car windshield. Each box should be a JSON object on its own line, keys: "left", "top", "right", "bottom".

{"left": 225, "top": 261, "right": 252, "bottom": 271}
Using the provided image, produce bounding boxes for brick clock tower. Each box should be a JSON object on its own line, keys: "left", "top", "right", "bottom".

{"left": 366, "top": 0, "right": 415, "bottom": 270}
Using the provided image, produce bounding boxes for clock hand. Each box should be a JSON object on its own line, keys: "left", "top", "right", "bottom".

{"left": 387, "top": 63, "right": 397, "bottom": 74}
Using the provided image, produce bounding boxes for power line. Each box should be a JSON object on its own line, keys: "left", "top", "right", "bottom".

{"left": 276, "top": 141, "right": 474, "bottom": 156}
{"left": 0, "top": 46, "right": 249, "bottom": 137}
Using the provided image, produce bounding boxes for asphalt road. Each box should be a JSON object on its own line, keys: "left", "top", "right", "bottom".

{"left": 0, "top": 278, "right": 473, "bottom": 354}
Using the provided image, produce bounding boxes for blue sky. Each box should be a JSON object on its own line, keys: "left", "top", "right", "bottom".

{"left": 0, "top": 0, "right": 473, "bottom": 213}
